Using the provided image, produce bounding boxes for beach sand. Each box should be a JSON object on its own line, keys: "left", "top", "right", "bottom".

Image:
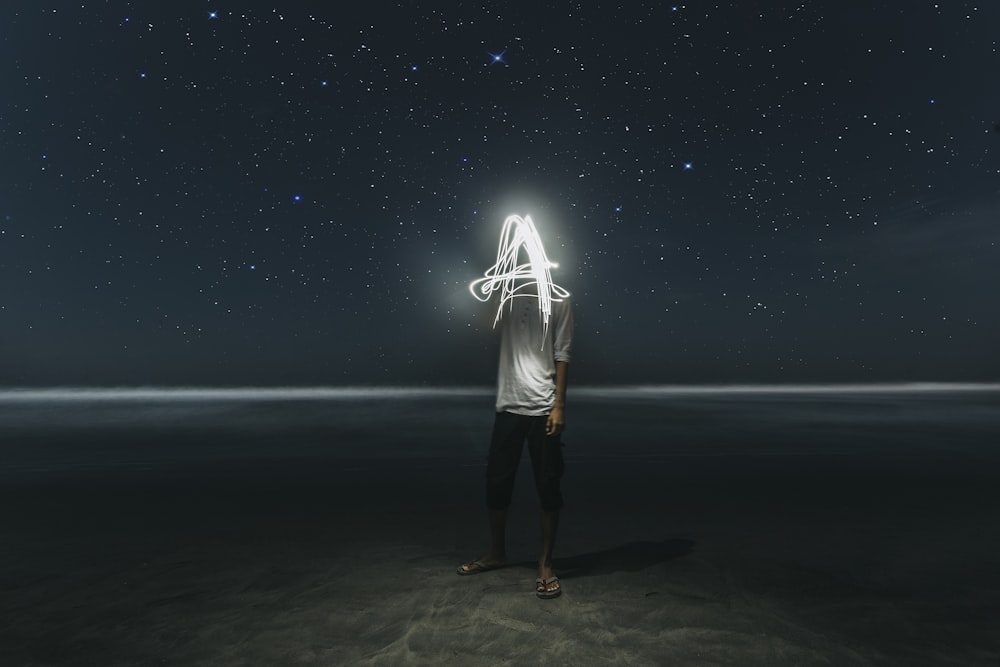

{"left": 0, "top": 390, "right": 997, "bottom": 665}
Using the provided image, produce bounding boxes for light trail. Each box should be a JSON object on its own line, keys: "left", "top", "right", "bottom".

{"left": 469, "top": 214, "right": 569, "bottom": 333}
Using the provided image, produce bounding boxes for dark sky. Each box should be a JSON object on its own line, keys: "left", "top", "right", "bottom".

{"left": 1, "top": 1, "right": 998, "bottom": 386}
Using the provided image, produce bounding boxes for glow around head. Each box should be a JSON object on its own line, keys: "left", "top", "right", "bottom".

{"left": 469, "top": 214, "right": 569, "bottom": 330}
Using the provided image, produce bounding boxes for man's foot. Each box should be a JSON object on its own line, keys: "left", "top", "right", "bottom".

{"left": 535, "top": 576, "right": 561, "bottom": 598}
{"left": 456, "top": 557, "right": 505, "bottom": 576}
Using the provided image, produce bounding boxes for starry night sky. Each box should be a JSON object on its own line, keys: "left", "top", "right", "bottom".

{"left": 2, "top": 2, "right": 998, "bottom": 387}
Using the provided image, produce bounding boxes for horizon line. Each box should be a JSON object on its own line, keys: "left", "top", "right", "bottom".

{"left": 1, "top": 382, "right": 999, "bottom": 402}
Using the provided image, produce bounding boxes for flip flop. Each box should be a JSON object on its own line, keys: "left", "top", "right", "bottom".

{"left": 535, "top": 576, "right": 562, "bottom": 599}
{"left": 457, "top": 560, "right": 503, "bottom": 576}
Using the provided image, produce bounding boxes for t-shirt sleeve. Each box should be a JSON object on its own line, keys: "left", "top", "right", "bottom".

{"left": 551, "top": 299, "right": 573, "bottom": 363}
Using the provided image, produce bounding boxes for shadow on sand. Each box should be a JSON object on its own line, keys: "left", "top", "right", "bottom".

{"left": 544, "top": 538, "right": 695, "bottom": 579}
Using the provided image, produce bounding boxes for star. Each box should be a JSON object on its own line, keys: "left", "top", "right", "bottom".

{"left": 683, "top": 162, "right": 694, "bottom": 170}
{"left": 208, "top": 11, "right": 219, "bottom": 20}
{"left": 488, "top": 49, "right": 507, "bottom": 65}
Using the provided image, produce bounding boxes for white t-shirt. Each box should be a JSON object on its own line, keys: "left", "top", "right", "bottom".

{"left": 495, "top": 297, "right": 573, "bottom": 415}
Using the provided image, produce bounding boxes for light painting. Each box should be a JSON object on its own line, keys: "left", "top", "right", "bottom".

{"left": 470, "top": 214, "right": 569, "bottom": 333}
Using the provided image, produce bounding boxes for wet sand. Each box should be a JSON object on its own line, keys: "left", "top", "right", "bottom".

{"left": 0, "top": 389, "right": 998, "bottom": 665}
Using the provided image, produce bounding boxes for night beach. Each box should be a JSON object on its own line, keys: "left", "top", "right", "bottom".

{"left": 1, "top": 386, "right": 997, "bottom": 665}
{"left": 3, "top": 5, "right": 999, "bottom": 663}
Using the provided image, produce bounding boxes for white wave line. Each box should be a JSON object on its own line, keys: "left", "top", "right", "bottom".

{"left": 573, "top": 382, "right": 1000, "bottom": 398}
{"left": 0, "top": 386, "right": 494, "bottom": 403}
{"left": 0, "top": 383, "right": 997, "bottom": 403}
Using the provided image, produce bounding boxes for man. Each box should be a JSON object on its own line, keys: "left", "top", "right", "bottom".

{"left": 458, "top": 214, "right": 574, "bottom": 599}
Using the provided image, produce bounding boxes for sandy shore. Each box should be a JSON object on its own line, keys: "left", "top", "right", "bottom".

{"left": 1, "top": 391, "right": 998, "bottom": 665}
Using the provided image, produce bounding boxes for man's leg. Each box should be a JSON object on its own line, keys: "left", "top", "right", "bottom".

{"left": 539, "top": 509, "right": 559, "bottom": 581}
{"left": 457, "top": 508, "right": 508, "bottom": 573}
{"left": 488, "top": 508, "right": 508, "bottom": 563}
{"left": 458, "top": 412, "right": 526, "bottom": 574}
{"left": 527, "top": 416, "right": 564, "bottom": 594}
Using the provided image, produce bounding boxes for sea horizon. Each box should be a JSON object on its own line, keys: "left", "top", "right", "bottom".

{"left": 1, "top": 381, "right": 999, "bottom": 403}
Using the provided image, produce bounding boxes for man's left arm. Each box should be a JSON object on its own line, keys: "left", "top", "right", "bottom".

{"left": 547, "top": 299, "right": 573, "bottom": 436}
{"left": 547, "top": 361, "right": 569, "bottom": 436}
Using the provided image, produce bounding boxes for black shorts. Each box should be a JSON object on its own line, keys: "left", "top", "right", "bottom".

{"left": 485, "top": 411, "right": 564, "bottom": 512}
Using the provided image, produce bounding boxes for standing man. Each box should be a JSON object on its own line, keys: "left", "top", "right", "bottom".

{"left": 458, "top": 214, "right": 574, "bottom": 599}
